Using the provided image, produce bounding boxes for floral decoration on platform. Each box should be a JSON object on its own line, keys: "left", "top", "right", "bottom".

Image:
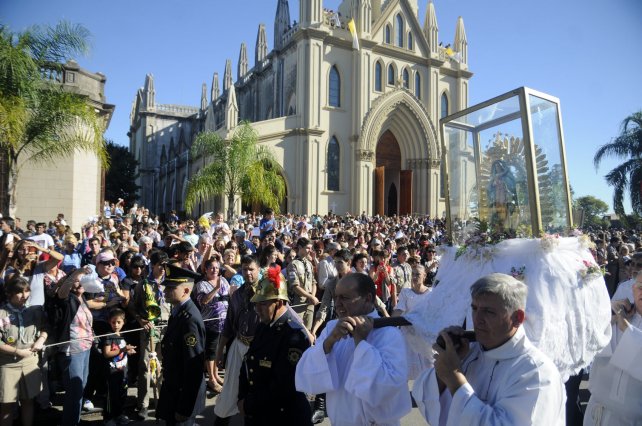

{"left": 454, "top": 231, "right": 510, "bottom": 263}
{"left": 510, "top": 265, "right": 526, "bottom": 281}
{"left": 578, "top": 259, "right": 603, "bottom": 281}
{"left": 577, "top": 234, "right": 596, "bottom": 250}
{"left": 539, "top": 233, "right": 561, "bottom": 252}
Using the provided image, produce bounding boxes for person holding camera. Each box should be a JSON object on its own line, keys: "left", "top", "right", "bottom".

{"left": 2, "top": 239, "right": 63, "bottom": 307}
{"left": 412, "top": 273, "right": 565, "bottom": 425}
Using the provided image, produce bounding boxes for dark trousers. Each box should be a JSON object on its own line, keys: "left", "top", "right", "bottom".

{"left": 105, "top": 369, "right": 127, "bottom": 421}
{"left": 83, "top": 321, "right": 110, "bottom": 400}
{"left": 565, "top": 369, "right": 585, "bottom": 426}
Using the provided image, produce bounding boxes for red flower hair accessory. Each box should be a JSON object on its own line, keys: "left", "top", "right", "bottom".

{"left": 267, "top": 264, "right": 282, "bottom": 289}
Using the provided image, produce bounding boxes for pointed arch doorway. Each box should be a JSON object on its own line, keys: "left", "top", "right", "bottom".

{"left": 374, "top": 130, "right": 412, "bottom": 216}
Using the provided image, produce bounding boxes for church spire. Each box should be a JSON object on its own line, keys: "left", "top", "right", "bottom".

{"left": 200, "top": 83, "right": 207, "bottom": 110}
{"left": 211, "top": 72, "right": 220, "bottom": 101}
{"left": 423, "top": 1, "right": 438, "bottom": 54}
{"left": 357, "top": 0, "right": 372, "bottom": 36}
{"left": 454, "top": 16, "right": 468, "bottom": 64}
{"left": 274, "top": 0, "right": 290, "bottom": 50}
{"left": 225, "top": 84, "right": 238, "bottom": 131}
{"left": 371, "top": 0, "right": 382, "bottom": 23}
{"left": 224, "top": 59, "right": 233, "bottom": 92}
{"left": 143, "top": 73, "right": 155, "bottom": 109}
{"left": 255, "top": 24, "right": 268, "bottom": 64}
{"left": 238, "top": 42, "right": 248, "bottom": 79}
{"left": 299, "top": 0, "right": 321, "bottom": 28}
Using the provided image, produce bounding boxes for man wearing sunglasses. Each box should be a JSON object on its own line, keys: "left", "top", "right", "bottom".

{"left": 296, "top": 273, "right": 411, "bottom": 425}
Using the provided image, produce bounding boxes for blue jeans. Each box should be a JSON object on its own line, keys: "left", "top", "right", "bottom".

{"left": 60, "top": 350, "right": 90, "bottom": 426}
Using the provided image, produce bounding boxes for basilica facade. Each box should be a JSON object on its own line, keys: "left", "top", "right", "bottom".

{"left": 129, "top": 0, "right": 472, "bottom": 217}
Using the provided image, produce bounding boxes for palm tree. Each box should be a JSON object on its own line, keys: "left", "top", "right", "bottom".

{"left": 594, "top": 111, "right": 642, "bottom": 215}
{"left": 185, "top": 121, "right": 285, "bottom": 220}
{"left": 0, "top": 21, "right": 107, "bottom": 216}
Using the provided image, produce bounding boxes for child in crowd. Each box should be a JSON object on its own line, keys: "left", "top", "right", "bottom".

{"left": 102, "top": 308, "right": 136, "bottom": 426}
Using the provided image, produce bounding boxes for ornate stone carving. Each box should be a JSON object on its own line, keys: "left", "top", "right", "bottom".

{"left": 407, "top": 158, "right": 435, "bottom": 170}
{"left": 358, "top": 89, "right": 440, "bottom": 161}
{"left": 356, "top": 149, "right": 375, "bottom": 162}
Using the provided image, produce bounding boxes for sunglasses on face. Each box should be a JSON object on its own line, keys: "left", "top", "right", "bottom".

{"left": 100, "top": 260, "right": 116, "bottom": 266}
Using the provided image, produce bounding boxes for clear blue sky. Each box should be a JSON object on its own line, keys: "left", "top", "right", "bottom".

{"left": 5, "top": 0, "right": 642, "bottom": 212}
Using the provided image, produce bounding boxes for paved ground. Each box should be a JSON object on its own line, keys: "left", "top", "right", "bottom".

{"left": 71, "top": 385, "right": 426, "bottom": 425}
{"left": 43, "top": 376, "right": 587, "bottom": 425}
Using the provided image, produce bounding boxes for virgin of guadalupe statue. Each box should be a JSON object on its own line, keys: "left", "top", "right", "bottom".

{"left": 487, "top": 160, "right": 518, "bottom": 230}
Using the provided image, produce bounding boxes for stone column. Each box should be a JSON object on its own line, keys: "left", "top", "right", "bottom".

{"left": 353, "top": 149, "right": 375, "bottom": 215}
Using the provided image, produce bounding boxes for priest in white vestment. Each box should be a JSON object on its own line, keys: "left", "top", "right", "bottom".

{"left": 584, "top": 275, "right": 642, "bottom": 425}
{"left": 295, "top": 273, "right": 412, "bottom": 426}
{"left": 413, "top": 273, "right": 566, "bottom": 426}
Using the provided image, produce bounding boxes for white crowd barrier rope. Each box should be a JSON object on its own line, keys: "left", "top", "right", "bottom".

{"left": 41, "top": 301, "right": 310, "bottom": 350}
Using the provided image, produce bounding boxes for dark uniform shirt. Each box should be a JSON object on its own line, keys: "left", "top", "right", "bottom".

{"left": 221, "top": 282, "right": 260, "bottom": 344}
{"left": 156, "top": 298, "right": 206, "bottom": 423}
{"left": 238, "top": 309, "right": 312, "bottom": 425}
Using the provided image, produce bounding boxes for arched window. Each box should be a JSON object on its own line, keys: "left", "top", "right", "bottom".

{"left": 408, "top": 32, "right": 413, "bottom": 50}
{"left": 327, "top": 137, "right": 340, "bottom": 191}
{"left": 385, "top": 25, "right": 391, "bottom": 44}
{"left": 387, "top": 64, "right": 395, "bottom": 85}
{"left": 441, "top": 92, "right": 449, "bottom": 118}
{"left": 414, "top": 72, "right": 421, "bottom": 99}
{"left": 402, "top": 69, "right": 409, "bottom": 89}
{"left": 396, "top": 14, "right": 404, "bottom": 47}
{"left": 329, "top": 66, "right": 340, "bottom": 107}
{"left": 374, "top": 62, "right": 383, "bottom": 92}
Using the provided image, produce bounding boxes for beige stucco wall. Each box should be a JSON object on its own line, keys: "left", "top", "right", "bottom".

{"left": 14, "top": 149, "right": 102, "bottom": 232}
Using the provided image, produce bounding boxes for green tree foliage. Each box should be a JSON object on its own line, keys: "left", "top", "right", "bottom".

{"left": 105, "top": 140, "right": 139, "bottom": 207}
{"left": 594, "top": 111, "right": 642, "bottom": 215}
{"left": 0, "top": 21, "right": 107, "bottom": 216}
{"left": 575, "top": 195, "right": 609, "bottom": 228}
{"left": 185, "top": 122, "right": 285, "bottom": 219}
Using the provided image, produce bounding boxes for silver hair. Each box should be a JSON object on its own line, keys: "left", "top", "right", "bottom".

{"left": 138, "top": 236, "right": 152, "bottom": 244}
{"left": 470, "top": 273, "right": 527, "bottom": 312}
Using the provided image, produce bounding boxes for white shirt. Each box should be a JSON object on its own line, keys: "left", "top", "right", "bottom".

{"left": 295, "top": 310, "right": 412, "bottom": 426}
{"left": 28, "top": 233, "right": 54, "bottom": 249}
{"left": 584, "top": 314, "right": 642, "bottom": 425}
{"left": 316, "top": 256, "right": 337, "bottom": 290}
{"left": 395, "top": 287, "right": 433, "bottom": 379}
{"left": 412, "top": 326, "right": 566, "bottom": 426}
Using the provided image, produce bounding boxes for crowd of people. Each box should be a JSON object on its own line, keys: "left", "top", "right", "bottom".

{"left": 0, "top": 204, "right": 639, "bottom": 426}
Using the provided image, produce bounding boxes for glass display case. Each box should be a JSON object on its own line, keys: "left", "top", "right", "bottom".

{"left": 440, "top": 87, "right": 572, "bottom": 241}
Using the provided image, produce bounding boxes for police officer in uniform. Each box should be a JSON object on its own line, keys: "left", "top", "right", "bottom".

{"left": 156, "top": 263, "right": 206, "bottom": 425}
{"left": 238, "top": 264, "right": 312, "bottom": 426}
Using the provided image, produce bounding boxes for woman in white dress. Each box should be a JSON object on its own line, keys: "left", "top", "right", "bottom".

{"left": 392, "top": 264, "right": 433, "bottom": 379}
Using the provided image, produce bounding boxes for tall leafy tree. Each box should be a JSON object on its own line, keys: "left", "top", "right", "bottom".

{"left": 105, "top": 140, "right": 139, "bottom": 206}
{"left": 594, "top": 111, "right": 642, "bottom": 215}
{"left": 185, "top": 122, "right": 285, "bottom": 220}
{"left": 574, "top": 195, "right": 609, "bottom": 228}
{"left": 0, "top": 21, "right": 107, "bottom": 216}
